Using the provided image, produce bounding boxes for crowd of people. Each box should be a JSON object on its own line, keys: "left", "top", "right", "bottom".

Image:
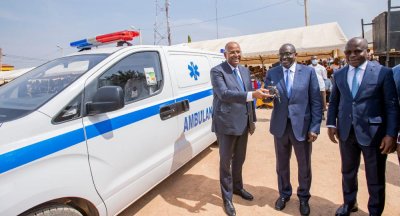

{"left": 210, "top": 38, "right": 400, "bottom": 216}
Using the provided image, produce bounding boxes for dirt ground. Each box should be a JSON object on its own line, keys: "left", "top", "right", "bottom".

{"left": 119, "top": 109, "right": 400, "bottom": 216}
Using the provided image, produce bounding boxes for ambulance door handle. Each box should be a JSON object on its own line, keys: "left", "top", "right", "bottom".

{"left": 175, "top": 100, "right": 190, "bottom": 114}
{"left": 159, "top": 104, "right": 176, "bottom": 120}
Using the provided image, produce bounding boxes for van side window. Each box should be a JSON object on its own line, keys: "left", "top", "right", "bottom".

{"left": 98, "top": 51, "right": 163, "bottom": 104}
{"left": 53, "top": 93, "right": 82, "bottom": 123}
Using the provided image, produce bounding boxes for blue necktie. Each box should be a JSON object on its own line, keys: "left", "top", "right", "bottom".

{"left": 351, "top": 67, "right": 360, "bottom": 98}
{"left": 285, "top": 69, "right": 292, "bottom": 97}
{"left": 233, "top": 68, "right": 245, "bottom": 91}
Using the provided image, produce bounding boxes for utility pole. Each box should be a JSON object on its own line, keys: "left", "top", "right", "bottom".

{"left": 154, "top": 0, "right": 166, "bottom": 45}
{"left": 386, "top": 0, "right": 391, "bottom": 66}
{"left": 139, "top": 28, "right": 143, "bottom": 45}
{"left": 154, "top": 0, "right": 158, "bottom": 45}
{"left": 304, "top": 0, "right": 309, "bottom": 26}
{"left": 215, "top": 0, "right": 219, "bottom": 39}
{"left": 165, "top": 0, "right": 171, "bottom": 45}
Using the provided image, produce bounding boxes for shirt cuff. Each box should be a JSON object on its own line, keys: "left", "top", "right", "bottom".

{"left": 397, "top": 132, "right": 400, "bottom": 144}
{"left": 246, "top": 92, "right": 254, "bottom": 102}
{"left": 326, "top": 125, "right": 336, "bottom": 128}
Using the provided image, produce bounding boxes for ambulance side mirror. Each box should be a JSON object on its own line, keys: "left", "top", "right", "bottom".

{"left": 86, "top": 86, "right": 125, "bottom": 116}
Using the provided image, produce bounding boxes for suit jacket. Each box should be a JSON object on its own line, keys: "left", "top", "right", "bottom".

{"left": 265, "top": 64, "right": 322, "bottom": 141}
{"left": 393, "top": 65, "right": 400, "bottom": 100}
{"left": 211, "top": 61, "right": 256, "bottom": 135}
{"left": 327, "top": 61, "right": 399, "bottom": 146}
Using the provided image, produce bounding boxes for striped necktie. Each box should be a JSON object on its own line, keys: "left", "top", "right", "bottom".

{"left": 233, "top": 68, "right": 245, "bottom": 91}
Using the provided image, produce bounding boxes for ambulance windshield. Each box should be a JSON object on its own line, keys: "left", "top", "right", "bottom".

{"left": 0, "top": 54, "right": 108, "bottom": 122}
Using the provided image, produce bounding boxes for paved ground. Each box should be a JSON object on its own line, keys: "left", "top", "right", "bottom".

{"left": 119, "top": 109, "right": 400, "bottom": 216}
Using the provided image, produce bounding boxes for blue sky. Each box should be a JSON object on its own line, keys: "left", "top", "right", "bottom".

{"left": 0, "top": 0, "right": 397, "bottom": 68}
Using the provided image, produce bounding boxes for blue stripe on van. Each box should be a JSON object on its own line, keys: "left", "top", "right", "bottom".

{"left": 85, "top": 99, "right": 175, "bottom": 139}
{"left": 0, "top": 128, "right": 85, "bottom": 174}
{"left": 0, "top": 88, "right": 213, "bottom": 174}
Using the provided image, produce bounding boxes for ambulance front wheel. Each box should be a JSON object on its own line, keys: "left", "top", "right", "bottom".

{"left": 26, "top": 204, "right": 83, "bottom": 216}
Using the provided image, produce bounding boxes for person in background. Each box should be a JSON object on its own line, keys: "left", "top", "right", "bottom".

{"left": 329, "top": 57, "right": 342, "bottom": 73}
{"left": 210, "top": 41, "right": 269, "bottom": 216}
{"left": 327, "top": 37, "right": 399, "bottom": 216}
{"left": 309, "top": 55, "right": 328, "bottom": 117}
{"left": 264, "top": 43, "right": 322, "bottom": 216}
{"left": 367, "top": 49, "right": 378, "bottom": 62}
{"left": 325, "top": 72, "right": 333, "bottom": 103}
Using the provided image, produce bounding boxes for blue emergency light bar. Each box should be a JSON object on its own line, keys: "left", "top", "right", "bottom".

{"left": 70, "top": 39, "right": 92, "bottom": 48}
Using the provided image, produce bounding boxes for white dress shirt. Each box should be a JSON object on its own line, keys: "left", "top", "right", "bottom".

{"left": 347, "top": 60, "right": 367, "bottom": 90}
{"left": 283, "top": 62, "right": 297, "bottom": 89}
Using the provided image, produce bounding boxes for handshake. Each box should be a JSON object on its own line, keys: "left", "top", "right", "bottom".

{"left": 252, "top": 86, "right": 281, "bottom": 103}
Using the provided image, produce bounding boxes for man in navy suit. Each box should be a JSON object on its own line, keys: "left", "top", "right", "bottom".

{"left": 264, "top": 43, "right": 322, "bottom": 216}
{"left": 327, "top": 37, "right": 399, "bottom": 216}
{"left": 392, "top": 64, "right": 400, "bottom": 166}
{"left": 210, "top": 41, "right": 269, "bottom": 216}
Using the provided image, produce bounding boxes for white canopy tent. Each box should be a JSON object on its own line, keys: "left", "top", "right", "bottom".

{"left": 180, "top": 22, "right": 348, "bottom": 65}
{"left": 0, "top": 67, "right": 34, "bottom": 85}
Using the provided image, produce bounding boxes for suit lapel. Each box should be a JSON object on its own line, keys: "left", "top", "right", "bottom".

{"left": 290, "top": 64, "right": 303, "bottom": 99}
{"left": 277, "top": 66, "right": 288, "bottom": 98}
{"left": 339, "top": 65, "right": 353, "bottom": 99}
{"left": 238, "top": 65, "right": 250, "bottom": 91}
{"left": 222, "top": 62, "right": 242, "bottom": 91}
{"left": 355, "top": 61, "right": 379, "bottom": 99}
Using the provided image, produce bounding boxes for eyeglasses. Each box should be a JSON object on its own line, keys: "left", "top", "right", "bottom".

{"left": 344, "top": 50, "right": 364, "bottom": 55}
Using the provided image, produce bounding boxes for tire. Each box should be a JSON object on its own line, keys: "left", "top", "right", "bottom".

{"left": 26, "top": 204, "right": 83, "bottom": 216}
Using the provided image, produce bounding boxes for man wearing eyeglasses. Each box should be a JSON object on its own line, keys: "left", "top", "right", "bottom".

{"left": 264, "top": 43, "right": 322, "bottom": 216}
{"left": 327, "top": 37, "right": 399, "bottom": 216}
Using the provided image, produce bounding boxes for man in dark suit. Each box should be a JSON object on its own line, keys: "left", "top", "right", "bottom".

{"left": 393, "top": 64, "right": 400, "bottom": 163}
{"left": 211, "top": 41, "right": 269, "bottom": 216}
{"left": 327, "top": 37, "right": 399, "bottom": 216}
{"left": 264, "top": 43, "right": 322, "bottom": 216}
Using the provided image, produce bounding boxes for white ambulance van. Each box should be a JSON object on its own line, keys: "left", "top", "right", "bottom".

{"left": 0, "top": 31, "right": 224, "bottom": 216}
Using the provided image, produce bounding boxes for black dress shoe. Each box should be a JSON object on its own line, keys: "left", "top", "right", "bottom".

{"left": 299, "top": 200, "right": 310, "bottom": 216}
{"left": 335, "top": 203, "right": 358, "bottom": 216}
{"left": 233, "top": 188, "right": 254, "bottom": 201}
{"left": 275, "top": 196, "right": 290, "bottom": 210}
{"left": 223, "top": 200, "right": 236, "bottom": 216}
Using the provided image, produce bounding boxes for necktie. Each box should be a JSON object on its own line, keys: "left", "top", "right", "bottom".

{"left": 233, "top": 68, "right": 245, "bottom": 91}
{"left": 285, "top": 69, "right": 292, "bottom": 97}
{"left": 351, "top": 67, "right": 360, "bottom": 98}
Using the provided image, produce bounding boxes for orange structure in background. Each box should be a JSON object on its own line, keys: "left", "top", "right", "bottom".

{"left": 1, "top": 64, "right": 14, "bottom": 71}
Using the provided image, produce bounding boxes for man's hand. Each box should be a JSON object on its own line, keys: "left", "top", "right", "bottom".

{"left": 327, "top": 127, "right": 339, "bottom": 143}
{"left": 380, "top": 135, "right": 396, "bottom": 154}
{"left": 252, "top": 88, "right": 273, "bottom": 99}
{"left": 307, "top": 132, "right": 318, "bottom": 142}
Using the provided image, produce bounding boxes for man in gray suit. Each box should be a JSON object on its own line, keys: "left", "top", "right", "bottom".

{"left": 264, "top": 43, "right": 322, "bottom": 216}
{"left": 211, "top": 41, "right": 269, "bottom": 216}
{"left": 327, "top": 37, "right": 399, "bottom": 216}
